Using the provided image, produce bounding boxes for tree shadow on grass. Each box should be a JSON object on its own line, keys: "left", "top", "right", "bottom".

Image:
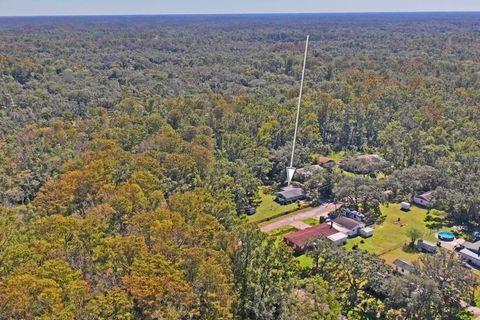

{"left": 402, "top": 243, "right": 418, "bottom": 254}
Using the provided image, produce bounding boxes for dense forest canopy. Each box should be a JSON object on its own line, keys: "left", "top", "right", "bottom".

{"left": 0, "top": 13, "right": 479, "bottom": 319}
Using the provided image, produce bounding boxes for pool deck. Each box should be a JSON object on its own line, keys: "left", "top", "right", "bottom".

{"left": 436, "top": 233, "right": 465, "bottom": 252}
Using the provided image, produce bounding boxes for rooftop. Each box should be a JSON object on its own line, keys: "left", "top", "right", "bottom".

{"left": 417, "top": 239, "right": 436, "bottom": 247}
{"left": 462, "top": 241, "right": 480, "bottom": 252}
{"left": 460, "top": 248, "right": 480, "bottom": 260}
{"left": 284, "top": 223, "right": 340, "bottom": 248}
{"left": 334, "top": 216, "right": 364, "bottom": 230}
{"left": 393, "top": 258, "right": 414, "bottom": 270}
{"left": 328, "top": 232, "right": 348, "bottom": 242}
{"left": 318, "top": 156, "right": 335, "bottom": 164}
{"left": 277, "top": 186, "right": 305, "bottom": 199}
{"left": 417, "top": 191, "right": 435, "bottom": 202}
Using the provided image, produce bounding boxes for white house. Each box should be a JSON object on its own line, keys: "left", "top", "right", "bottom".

{"left": 333, "top": 216, "right": 365, "bottom": 237}
{"left": 413, "top": 191, "right": 435, "bottom": 208}
{"left": 459, "top": 248, "right": 480, "bottom": 267}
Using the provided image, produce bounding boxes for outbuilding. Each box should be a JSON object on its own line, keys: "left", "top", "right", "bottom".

{"left": 401, "top": 202, "right": 411, "bottom": 211}
{"left": 317, "top": 156, "right": 336, "bottom": 168}
{"left": 359, "top": 227, "right": 374, "bottom": 238}
{"left": 416, "top": 239, "right": 437, "bottom": 253}
{"left": 393, "top": 259, "right": 414, "bottom": 275}
{"left": 327, "top": 232, "right": 348, "bottom": 245}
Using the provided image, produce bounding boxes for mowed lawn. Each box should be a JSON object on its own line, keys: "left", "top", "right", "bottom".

{"left": 247, "top": 188, "right": 298, "bottom": 223}
{"left": 345, "top": 204, "right": 439, "bottom": 265}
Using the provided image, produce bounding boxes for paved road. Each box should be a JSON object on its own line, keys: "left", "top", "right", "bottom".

{"left": 260, "top": 203, "right": 338, "bottom": 233}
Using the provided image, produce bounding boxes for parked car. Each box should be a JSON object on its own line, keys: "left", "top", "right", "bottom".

{"left": 244, "top": 207, "right": 256, "bottom": 215}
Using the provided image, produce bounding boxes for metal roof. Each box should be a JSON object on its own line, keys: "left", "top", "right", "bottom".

{"left": 460, "top": 248, "right": 480, "bottom": 260}
{"left": 284, "top": 224, "right": 340, "bottom": 248}
{"left": 277, "top": 187, "right": 305, "bottom": 200}
{"left": 334, "top": 216, "right": 364, "bottom": 230}
{"left": 393, "top": 259, "right": 414, "bottom": 270}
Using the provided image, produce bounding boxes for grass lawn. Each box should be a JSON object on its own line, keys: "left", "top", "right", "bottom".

{"left": 328, "top": 151, "right": 346, "bottom": 162}
{"left": 345, "top": 203, "right": 442, "bottom": 265}
{"left": 303, "top": 218, "right": 319, "bottom": 226}
{"left": 257, "top": 206, "right": 314, "bottom": 227}
{"left": 267, "top": 225, "right": 298, "bottom": 237}
{"left": 247, "top": 188, "right": 298, "bottom": 223}
{"left": 296, "top": 254, "right": 314, "bottom": 268}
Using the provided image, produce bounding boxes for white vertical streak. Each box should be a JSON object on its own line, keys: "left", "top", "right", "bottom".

{"left": 289, "top": 35, "right": 309, "bottom": 169}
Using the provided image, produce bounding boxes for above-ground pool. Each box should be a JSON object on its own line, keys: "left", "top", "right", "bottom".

{"left": 438, "top": 231, "right": 455, "bottom": 241}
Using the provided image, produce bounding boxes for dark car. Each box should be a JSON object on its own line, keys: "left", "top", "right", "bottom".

{"left": 244, "top": 207, "right": 257, "bottom": 215}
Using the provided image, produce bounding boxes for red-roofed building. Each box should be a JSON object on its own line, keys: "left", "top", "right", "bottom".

{"left": 317, "top": 156, "right": 336, "bottom": 168}
{"left": 284, "top": 223, "right": 347, "bottom": 252}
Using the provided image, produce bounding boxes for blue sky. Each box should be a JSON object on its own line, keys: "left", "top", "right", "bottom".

{"left": 1, "top": 0, "right": 479, "bottom": 16}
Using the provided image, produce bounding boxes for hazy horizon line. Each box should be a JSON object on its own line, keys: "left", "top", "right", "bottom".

{"left": 1, "top": 10, "right": 479, "bottom": 18}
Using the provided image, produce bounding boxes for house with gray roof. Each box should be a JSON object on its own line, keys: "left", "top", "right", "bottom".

{"left": 276, "top": 186, "right": 306, "bottom": 205}
{"left": 333, "top": 216, "right": 365, "bottom": 237}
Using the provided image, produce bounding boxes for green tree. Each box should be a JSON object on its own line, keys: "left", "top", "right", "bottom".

{"left": 406, "top": 227, "right": 423, "bottom": 245}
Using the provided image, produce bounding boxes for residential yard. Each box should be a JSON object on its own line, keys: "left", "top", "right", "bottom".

{"left": 303, "top": 217, "right": 319, "bottom": 226}
{"left": 296, "top": 254, "right": 314, "bottom": 268}
{"left": 267, "top": 225, "right": 298, "bottom": 237}
{"left": 328, "top": 151, "right": 346, "bottom": 162}
{"left": 247, "top": 188, "right": 298, "bottom": 223}
{"left": 294, "top": 204, "right": 443, "bottom": 269}
{"left": 345, "top": 203, "right": 442, "bottom": 265}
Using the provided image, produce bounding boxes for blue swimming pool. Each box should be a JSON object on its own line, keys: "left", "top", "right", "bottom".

{"left": 438, "top": 231, "right": 455, "bottom": 241}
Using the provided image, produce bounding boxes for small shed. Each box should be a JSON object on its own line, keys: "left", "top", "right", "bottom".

{"left": 327, "top": 232, "right": 348, "bottom": 245}
{"left": 416, "top": 239, "right": 437, "bottom": 253}
{"left": 393, "top": 259, "right": 414, "bottom": 275}
{"left": 317, "top": 156, "right": 336, "bottom": 168}
{"left": 401, "top": 202, "right": 411, "bottom": 211}
{"left": 360, "top": 227, "right": 374, "bottom": 238}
